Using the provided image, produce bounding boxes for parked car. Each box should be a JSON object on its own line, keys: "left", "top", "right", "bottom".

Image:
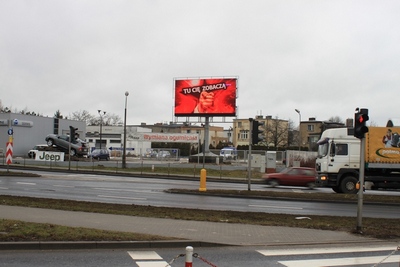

{"left": 220, "top": 147, "right": 237, "bottom": 160}
{"left": 157, "top": 150, "right": 171, "bottom": 158}
{"left": 28, "top": 144, "right": 48, "bottom": 158}
{"left": 45, "top": 134, "right": 88, "bottom": 157}
{"left": 262, "top": 167, "right": 317, "bottom": 189}
{"left": 89, "top": 149, "right": 110, "bottom": 161}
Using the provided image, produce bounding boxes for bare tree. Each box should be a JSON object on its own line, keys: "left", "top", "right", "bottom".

{"left": 264, "top": 116, "right": 289, "bottom": 148}
{"left": 70, "top": 110, "right": 94, "bottom": 125}
{"left": 104, "top": 113, "right": 122, "bottom": 126}
{"left": 81, "top": 111, "right": 122, "bottom": 126}
{"left": 327, "top": 116, "right": 344, "bottom": 124}
{"left": 54, "top": 110, "right": 63, "bottom": 119}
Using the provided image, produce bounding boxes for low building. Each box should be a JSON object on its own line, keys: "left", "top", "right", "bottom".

{"left": 0, "top": 112, "right": 85, "bottom": 157}
{"left": 86, "top": 125, "right": 151, "bottom": 156}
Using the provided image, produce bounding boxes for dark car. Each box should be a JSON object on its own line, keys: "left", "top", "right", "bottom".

{"left": 89, "top": 149, "right": 110, "bottom": 161}
{"left": 262, "top": 167, "right": 317, "bottom": 189}
{"left": 45, "top": 134, "right": 88, "bottom": 157}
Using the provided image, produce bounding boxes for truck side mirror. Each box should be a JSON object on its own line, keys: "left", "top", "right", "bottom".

{"left": 330, "top": 142, "right": 336, "bottom": 157}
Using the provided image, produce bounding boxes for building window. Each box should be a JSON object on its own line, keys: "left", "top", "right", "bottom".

{"left": 307, "top": 125, "right": 314, "bottom": 132}
{"left": 238, "top": 122, "right": 242, "bottom": 128}
{"left": 187, "top": 129, "right": 191, "bottom": 133}
{"left": 239, "top": 130, "right": 248, "bottom": 140}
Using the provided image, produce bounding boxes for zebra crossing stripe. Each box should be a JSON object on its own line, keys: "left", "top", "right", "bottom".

{"left": 279, "top": 255, "right": 400, "bottom": 267}
{"left": 128, "top": 251, "right": 163, "bottom": 260}
{"left": 127, "top": 251, "right": 170, "bottom": 267}
{"left": 257, "top": 245, "right": 396, "bottom": 256}
{"left": 135, "top": 262, "right": 170, "bottom": 267}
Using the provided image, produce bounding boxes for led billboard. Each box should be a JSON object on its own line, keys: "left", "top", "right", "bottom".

{"left": 174, "top": 78, "right": 237, "bottom": 117}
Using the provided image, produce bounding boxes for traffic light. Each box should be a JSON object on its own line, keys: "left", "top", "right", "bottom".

{"left": 354, "top": 108, "right": 369, "bottom": 139}
{"left": 69, "top": 126, "right": 78, "bottom": 143}
{"left": 251, "top": 120, "right": 265, "bottom": 145}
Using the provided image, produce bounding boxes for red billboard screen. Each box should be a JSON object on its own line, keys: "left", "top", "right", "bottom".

{"left": 174, "top": 78, "right": 237, "bottom": 117}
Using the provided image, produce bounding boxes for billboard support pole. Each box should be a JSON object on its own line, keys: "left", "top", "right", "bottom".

{"left": 204, "top": 117, "right": 210, "bottom": 154}
{"left": 248, "top": 118, "right": 253, "bottom": 191}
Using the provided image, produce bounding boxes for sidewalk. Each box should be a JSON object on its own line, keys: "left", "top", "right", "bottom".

{"left": 0, "top": 205, "right": 380, "bottom": 250}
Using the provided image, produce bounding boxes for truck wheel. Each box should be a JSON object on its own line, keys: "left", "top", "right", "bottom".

{"left": 332, "top": 186, "right": 342, "bottom": 193}
{"left": 340, "top": 176, "right": 358, "bottom": 194}
{"left": 47, "top": 139, "right": 54, "bottom": 146}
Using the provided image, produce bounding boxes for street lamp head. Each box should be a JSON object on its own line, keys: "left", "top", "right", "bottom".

{"left": 295, "top": 109, "right": 300, "bottom": 114}
{"left": 98, "top": 110, "right": 101, "bottom": 114}
{"left": 125, "top": 91, "right": 129, "bottom": 97}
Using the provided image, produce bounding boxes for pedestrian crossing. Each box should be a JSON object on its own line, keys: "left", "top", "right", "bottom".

{"left": 128, "top": 251, "right": 170, "bottom": 267}
{"left": 257, "top": 245, "right": 400, "bottom": 267}
{"left": 127, "top": 245, "right": 399, "bottom": 267}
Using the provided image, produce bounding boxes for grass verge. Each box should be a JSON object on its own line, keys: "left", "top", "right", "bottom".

{"left": 1, "top": 193, "right": 400, "bottom": 242}
{"left": 0, "top": 219, "right": 176, "bottom": 242}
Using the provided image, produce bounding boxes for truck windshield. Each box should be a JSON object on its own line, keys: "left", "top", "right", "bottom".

{"left": 317, "top": 138, "right": 329, "bottom": 158}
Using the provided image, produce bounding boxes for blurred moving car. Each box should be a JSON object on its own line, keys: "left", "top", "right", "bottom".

{"left": 45, "top": 134, "right": 88, "bottom": 157}
{"left": 262, "top": 167, "right": 317, "bottom": 189}
{"left": 89, "top": 149, "right": 110, "bottom": 161}
{"left": 28, "top": 144, "right": 48, "bottom": 158}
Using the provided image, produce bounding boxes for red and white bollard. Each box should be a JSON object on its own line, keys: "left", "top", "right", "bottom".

{"left": 185, "top": 246, "right": 193, "bottom": 267}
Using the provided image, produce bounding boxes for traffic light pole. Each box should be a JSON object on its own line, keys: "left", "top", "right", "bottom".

{"left": 353, "top": 107, "right": 368, "bottom": 233}
{"left": 356, "top": 137, "right": 366, "bottom": 233}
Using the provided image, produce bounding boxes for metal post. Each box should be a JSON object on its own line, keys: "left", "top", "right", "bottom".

{"left": 295, "top": 109, "right": 301, "bottom": 151}
{"left": 248, "top": 118, "right": 253, "bottom": 191}
{"left": 98, "top": 110, "right": 106, "bottom": 150}
{"left": 357, "top": 137, "right": 366, "bottom": 232}
{"left": 185, "top": 246, "right": 193, "bottom": 267}
{"left": 122, "top": 91, "right": 129, "bottom": 169}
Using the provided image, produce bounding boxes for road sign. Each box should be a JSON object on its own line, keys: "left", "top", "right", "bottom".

{"left": 6, "top": 142, "right": 13, "bottom": 165}
{"left": 7, "top": 128, "right": 13, "bottom": 135}
{"left": 109, "top": 147, "right": 135, "bottom": 151}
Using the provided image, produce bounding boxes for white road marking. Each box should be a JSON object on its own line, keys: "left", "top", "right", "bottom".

{"left": 128, "top": 251, "right": 163, "bottom": 260}
{"left": 98, "top": 195, "right": 146, "bottom": 200}
{"left": 17, "top": 182, "right": 36, "bottom": 185}
{"left": 128, "top": 251, "right": 170, "bottom": 267}
{"left": 257, "top": 245, "right": 397, "bottom": 256}
{"left": 135, "top": 262, "right": 170, "bottom": 267}
{"left": 93, "top": 188, "right": 161, "bottom": 194}
{"left": 279, "top": 255, "right": 400, "bottom": 267}
{"left": 249, "top": 204, "right": 303, "bottom": 210}
{"left": 0, "top": 187, "right": 8, "bottom": 190}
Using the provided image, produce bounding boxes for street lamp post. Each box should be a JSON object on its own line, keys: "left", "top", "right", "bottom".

{"left": 295, "top": 109, "right": 301, "bottom": 151}
{"left": 98, "top": 110, "right": 106, "bottom": 150}
{"left": 122, "top": 91, "right": 129, "bottom": 169}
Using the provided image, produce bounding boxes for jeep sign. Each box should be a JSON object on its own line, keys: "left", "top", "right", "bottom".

{"left": 35, "top": 151, "right": 64, "bottom": 161}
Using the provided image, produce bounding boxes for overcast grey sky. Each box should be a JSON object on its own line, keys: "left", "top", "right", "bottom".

{"left": 1, "top": 0, "right": 399, "bottom": 127}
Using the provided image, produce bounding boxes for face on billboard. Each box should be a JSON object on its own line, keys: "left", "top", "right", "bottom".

{"left": 174, "top": 78, "right": 237, "bottom": 117}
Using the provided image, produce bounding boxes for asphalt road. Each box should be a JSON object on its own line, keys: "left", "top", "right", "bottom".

{"left": 2, "top": 244, "right": 399, "bottom": 267}
{"left": 1, "top": 170, "right": 400, "bottom": 218}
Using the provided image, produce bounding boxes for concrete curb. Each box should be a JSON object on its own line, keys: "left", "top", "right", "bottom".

{"left": 0, "top": 240, "right": 226, "bottom": 250}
